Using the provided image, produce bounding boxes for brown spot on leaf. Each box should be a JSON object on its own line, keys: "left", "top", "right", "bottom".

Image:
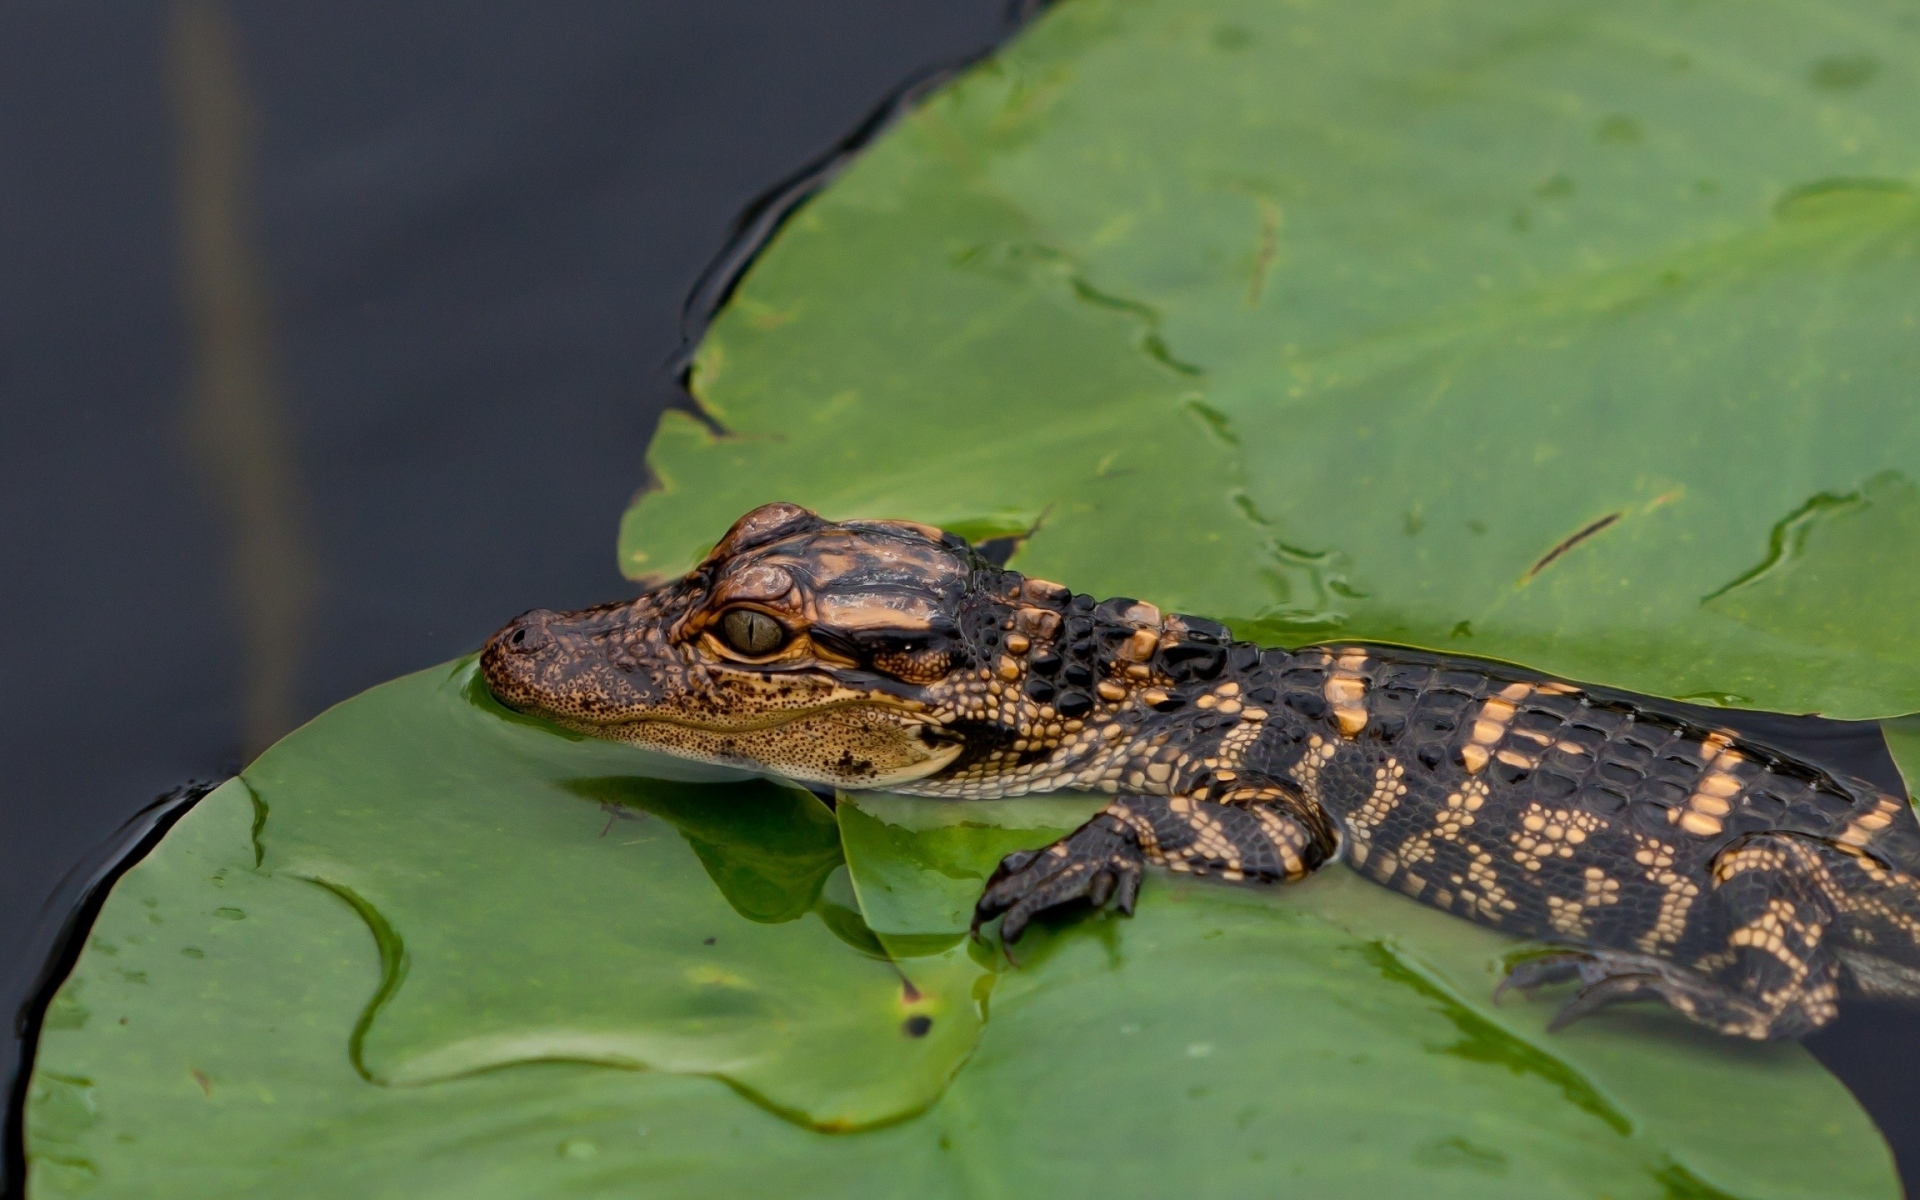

{"left": 1523, "top": 512, "right": 1622, "bottom": 581}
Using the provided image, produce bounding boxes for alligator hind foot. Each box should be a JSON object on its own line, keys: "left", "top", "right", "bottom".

{"left": 1494, "top": 946, "right": 1808, "bottom": 1039}
{"left": 973, "top": 808, "right": 1146, "bottom": 945}
{"left": 1492, "top": 950, "right": 1591, "bottom": 1002}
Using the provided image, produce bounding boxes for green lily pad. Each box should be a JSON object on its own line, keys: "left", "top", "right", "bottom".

{"left": 837, "top": 791, "right": 1105, "bottom": 954}
{"left": 621, "top": 0, "right": 1920, "bottom": 719}
{"left": 155, "top": 665, "right": 981, "bottom": 1132}
{"left": 26, "top": 672, "right": 1896, "bottom": 1196}
{"left": 1881, "top": 715, "right": 1920, "bottom": 800}
{"left": 23, "top": 776, "right": 929, "bottom": 1200}
{"left": 1706, "top": 471, "right": 1920, "bottom": 685}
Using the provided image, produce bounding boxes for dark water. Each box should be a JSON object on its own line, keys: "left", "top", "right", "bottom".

{"left": 4, "top": 1, "right": 1919, "bottom": 1193}
{"left": 0, "top": 0, "right": 1015, "bottom": 1188}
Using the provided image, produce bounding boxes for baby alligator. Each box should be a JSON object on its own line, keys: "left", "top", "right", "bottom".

{"left": 482, "top": 503, "right": 1920, "bottom": 1039}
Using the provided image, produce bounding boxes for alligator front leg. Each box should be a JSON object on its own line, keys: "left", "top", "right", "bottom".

{"left": 973, "top": 788, "right": 1340, "bottom": 944}
{"left": 972, "top": 805, "right": 1147, "bottom": 945}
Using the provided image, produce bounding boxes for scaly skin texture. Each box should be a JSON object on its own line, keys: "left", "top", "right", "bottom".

{"left": 482, "top": 503, "right": 1920, "bottom": 1039}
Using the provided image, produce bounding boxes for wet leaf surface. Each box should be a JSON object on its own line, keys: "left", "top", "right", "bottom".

{"left": 622, "top": 0, "right": 1920, "bottom": 719}
{"left": 1706, "top": 473, "right": 1920, "bottom": 672}
{"left": 26, "top": 663, "right": 1898, "bottom": 1197}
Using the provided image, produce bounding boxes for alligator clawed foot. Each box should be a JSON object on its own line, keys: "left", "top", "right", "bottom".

{"left": 1492, "top": 950, "right": 1593, "bottom": 1005}
{"left": 971, "top": 813, "right": 1146, "bottom": 948}
{"left": 1494, "top": 948, "right": 1670, "bottom": 1030}
{"left": 1494, "top": 946, "right": 1777, "bottom": 1036}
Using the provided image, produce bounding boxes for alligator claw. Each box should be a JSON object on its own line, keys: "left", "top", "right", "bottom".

{"left": 1547, "top": 973, "right": 1663, "bottom": 1032}
{"left": 1492, "top": 951, "right": 1590, "bottom": 1005}
{"left": 1493, "top": 945, "right": 1781, "bottom": 1036}
{"left": 972, "top": 812, "right": 1146, "bottom": 947}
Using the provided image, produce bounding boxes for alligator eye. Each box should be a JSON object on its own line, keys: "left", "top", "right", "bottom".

{"left": 720, "top": 608, "right": 787, "bottom": 656}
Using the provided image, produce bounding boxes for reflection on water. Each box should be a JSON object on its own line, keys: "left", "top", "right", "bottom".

{"left": 169, "top": 0, "right": 318, "bottom": 760}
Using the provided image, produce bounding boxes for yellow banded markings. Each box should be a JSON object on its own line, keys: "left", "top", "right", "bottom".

{"left": 1630, "top": 834, "right": 1700, "bottom": 955}
{"left": 1458, "top": 682, "right": 1534, "bottom": 774}
{"left": 1837, "top": 794, "right": 1905, "bottom": 849}
{"left": 1508, "top": 802, "right": 1606, "bottom": 872}
{"left": 1351, "top": 758, "right": 1408, "bottom": 833}
{"left": 1239, "top": 797, "right": 1315, "bottom": 880}
{"left": 1287, "top": 733, "right": 1338, "bottom": 810}
{"left": 1323, "top": 650, "right": 1370, "bottom": 738}
{"left": 1545, "top": 867, "right": 1623, "bottom": 938}
{"left": 1449, "top": 844, "right": 1516, "bottom": 922}
{"left": 1671, "top": 734, "right": 1748, "bottom": 837}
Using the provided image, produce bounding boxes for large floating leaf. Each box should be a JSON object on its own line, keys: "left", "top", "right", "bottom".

{"left": 247, "top": 666, "right": 989, "bottom": 1125}
{"left": 26, "top": 663, "right": 1898, "bottom": 1196}
{"left": 622, "top": 0, "right": 1920, "bottom": 718}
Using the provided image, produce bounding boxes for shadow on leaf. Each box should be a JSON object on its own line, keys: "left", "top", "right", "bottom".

{"left": 561, "top": 775, "right": 843, "bottom": 924}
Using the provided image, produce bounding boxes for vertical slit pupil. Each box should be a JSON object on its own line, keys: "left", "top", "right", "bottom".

{"left": 724, "top": 609, "right": 785, "bottom": 655}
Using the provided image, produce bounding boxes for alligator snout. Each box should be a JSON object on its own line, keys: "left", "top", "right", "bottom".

{"left": 480, "top": 608, "right": 565, "bottom": 709}
{"left": 494, "top": 608, "right": 558, "bottom": 657}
